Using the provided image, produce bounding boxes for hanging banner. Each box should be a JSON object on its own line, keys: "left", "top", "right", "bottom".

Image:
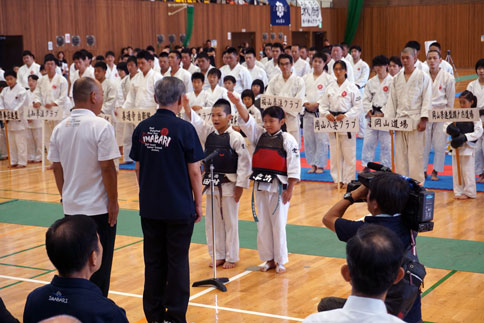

{"left": 269, "top": 0, "right": 290, "bottom": 26}
{"left": 300, "top": 0, "right": 322, "bottom": 27}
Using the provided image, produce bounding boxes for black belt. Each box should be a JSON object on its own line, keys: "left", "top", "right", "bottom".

{"left": 329, "top": 111, "right": 351, "bottom": 139}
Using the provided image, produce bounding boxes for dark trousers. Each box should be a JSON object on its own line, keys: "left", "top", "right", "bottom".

{"left": 141, "top": 217, "right": 195, "bottom": 323}
{"left": 65, "top": 213, "right": 116, "bottom": 297}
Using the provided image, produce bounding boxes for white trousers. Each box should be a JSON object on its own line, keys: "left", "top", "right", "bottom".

{"left": 474, "top": 136, "right": 484, "bottom": 175}
{"left": 423, "top": 122, "right": 446, "bottom": 173}
{"left": 8, "top": 129, "right": 28, "bottom": 166}
{"left": 123, "top": 123, "right": 135, "bottom": 162}
{"left": 361, "top": 128, "right": 392, "bottom": 168}
{"left": 395, "top": 130, "right": 425, "bottom": 183}
{"left": 255, "top": 188, "right": 290, "bottom": 265}
{"left": 27, "top": 127, "right": 42, "bottom": 161}
{"left": 358, "top": 111, "right": 366, "bottom": 138}
{"left": 329, "top": 133, "right": 356, "bottom": 184}
{"left": 205, "top": 192, "right": 240, "bottom": 263}
{"left": 302, "top": 113, "right": 328, "bottom": 168}
{"left": 44, "top": 120, "right": 56, "bottom": 153}
{"left": 453, "top": 152, "right": 477, "bottom": 198}
{"left": 0, "top": 124, "right": 7, "bottom": 158}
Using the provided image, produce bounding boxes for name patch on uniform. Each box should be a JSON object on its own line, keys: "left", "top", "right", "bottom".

{"left": 313, "top": 117, "right": 360, "bottom": 133}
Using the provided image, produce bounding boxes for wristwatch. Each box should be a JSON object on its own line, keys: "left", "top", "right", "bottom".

{"left": 343, "top": 192, "right": 355, "bottom": 205}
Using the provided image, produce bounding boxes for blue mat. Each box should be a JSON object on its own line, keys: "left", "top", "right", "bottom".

{"left": 119, "top": 162, "right": 135, "bottom": 170}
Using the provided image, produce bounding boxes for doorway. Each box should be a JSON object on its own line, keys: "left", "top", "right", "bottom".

{"left": 0, "top": 36, "right": 23, "bottom": 70}
{"left": 291, "top": 32, "right": 310, "bottom": 47}
{"left": 312, "top": 32, "right": 327, "bottom": 50}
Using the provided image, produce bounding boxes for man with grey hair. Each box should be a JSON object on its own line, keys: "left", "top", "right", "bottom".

{"left": 130, "top": 77, "right": 204, "bottom": 323}
{"left": 48, "top": 77, "right": 120, "bottom": 297}
{"left": 383, "top": 47, "right": 432, "bottom": 183}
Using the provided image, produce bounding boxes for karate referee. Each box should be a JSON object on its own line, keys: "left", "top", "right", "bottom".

{"left": 130, "top": 77, "right": 203, "bottom": 323}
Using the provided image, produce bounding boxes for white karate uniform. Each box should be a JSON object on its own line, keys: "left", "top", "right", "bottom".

{"left": 26, "top": 91, "right": 42, "bottom": 162}
{"left": 205, "top": 85, "right": 231, "bottom": 109}
{"left": 32, "top": 73, "right": 69, "bottom": 153}
{"left": 345, "top": 54, "right": 353, "bottom": 65}
{"left": 466, "top": 79, "right": 484, "bottom": 175}
{"left": 186, "top": 90, "right": 209, "bottom": 109}
{"left": 220, "top": 63, "right": 252, "bottom": 94}
{"left": 118, "top": 73, "right": 135, "bottom": 159}
{"left": 444, "top": 120, "right": 483, "bottom": 198}
{"left": 423, "top": 60, "right": 454, "bottom": 76}
{"left": 0, "top": 84, "right": 29, "bottom": 166}
{"left": 69, "top": 63, "right": 77, "bottom": 85}
{"left": 0, "top": 68, "right": 5, "bottom": 81}
{"left": 302, "top": 72, "right": 333, "bottom": 168}
{"left": 260, "top": 57, "right": 270, "bottom": 66}
{"left": 423, "top": 69, "right": 455, "bottom": 173}
{"left": 123, "top": 69, "right": 162, "bottom": 162}
{"left": 327, "top": 58, "right": 355, "bottom": 82}
{"left": 201, "top": 66, "right": 221, "bottom": 90}
{"left": 319, "top": 79, "right": 363, "bottom": 184}
{"left": 361, "top": 74, "right": 393, "bottom": 168}
{"left": 264, "top": 60, "right": 282, "bottom": 82}
{"left": 351, "top": 59, "right": 370, "bottom": 138}
{"left": 239, "top": 115, "right": 300, "bottom": 265}
{"left": 69, "top": 66, "right": 95, "bottom": 98}
{"left": 190, "top": 110, "right": 251, "bottom": 263}
{"left": 106, "top": 64, "right": 121, "bottom": 83}
{"left": 164, "top": 68, "right": 192, "bottom": 92}
{"left": 101, "top": 79, "right": 118, "bottom": 117}
{"left": 247, "top": 65, "right": 269, "bottom": 87}
{"left": 293, "top": 58, "right": 311, "bottom": 77}
{"left": 266, "top": 73, "right": 305, "bottom": 146}
{"left": 242, "top": 61, "right": 265, "bottom": 69}
{"left": 383, "top": 69, "right": 432, "bottom": 183}
{"left": 184, "top": 63, "right": 200, "bottom": 75}
{"left": 17, "top": 63, "right": 41, "bottom": 89}
{"left": 415, "top": 60, "right": 430, "bottom": 73}
{"left": 242, "top": 105, "right": 263, "bottom": 155}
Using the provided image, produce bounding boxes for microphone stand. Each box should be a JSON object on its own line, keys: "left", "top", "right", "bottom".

{"left": 192, "top": 161, "right": 229, "bottom": 292}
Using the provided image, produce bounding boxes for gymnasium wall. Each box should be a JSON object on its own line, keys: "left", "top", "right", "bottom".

{"left": 0, "top": 0, "right": 482, "bottom": 68}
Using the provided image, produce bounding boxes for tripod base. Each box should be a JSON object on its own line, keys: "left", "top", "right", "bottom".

{"left": 192, "top": 277, "right": 229, "bottom": 292}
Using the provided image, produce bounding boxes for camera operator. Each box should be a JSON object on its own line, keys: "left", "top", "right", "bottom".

{"left": 322, "top": 172, "right": 422, "bottom": 323}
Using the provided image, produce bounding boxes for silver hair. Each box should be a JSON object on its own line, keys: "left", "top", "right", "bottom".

{"left": 154, "top": 77, "right": 186, "bottom": 107}
{"left": 72, "top": 77, "right": 99, "bottom": 105}
{"left": 401, "top": 47, "right": 416, "bottom": 57}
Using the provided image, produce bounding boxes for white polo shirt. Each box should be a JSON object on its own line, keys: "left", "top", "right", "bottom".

{"left": 48, "top": 109, "right": 121, "bottom": 215}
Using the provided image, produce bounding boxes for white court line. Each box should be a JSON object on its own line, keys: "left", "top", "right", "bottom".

{"left": 0, "top": 274, "right": 303, "bottom": 322}
{"left": 189, "top": 262, "right": 263, "bottom": 301}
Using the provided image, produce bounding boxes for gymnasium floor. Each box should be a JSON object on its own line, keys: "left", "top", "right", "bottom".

{"left": 0, "top": 70, "right": 483, "bottom": 322}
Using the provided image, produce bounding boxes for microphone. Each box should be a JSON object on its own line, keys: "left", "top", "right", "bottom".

{"left": 367, "top": 162, "right": 392, "bottom": 173}
{"left": 202, "top": 149, "right": 220, "bottom": 163}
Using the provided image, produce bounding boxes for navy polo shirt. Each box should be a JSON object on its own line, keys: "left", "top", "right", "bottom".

{"left": 23, "top": 275, "right": 128, "bottom": 323}
{"left": 130, "top": 108, "right": 204, "bottom": 220}
{"left": 335, "top": 215, "right": 411, "bottom": 247}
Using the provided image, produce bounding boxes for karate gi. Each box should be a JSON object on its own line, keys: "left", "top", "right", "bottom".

{"left": 220, "top": 63, "right": 252, "bottom": 94}
{"left": 184, "top": 63, "right": 200, "bottom": 75}
{"left": 266, "top": 73, "right": 305, "bottom": 146}
{"left": 444, "top": 120, "right": 483, "bottom": 198}
{"left": 247, "top": 65, "right": 269, "bottom": 87}
{"left": 352, "top": 59, "right": 370, "bottom": 138}
{"left": 319, "top": 79, "right": 363, "bottom": 184}
{"left": 423, "top": 69, "right": 455, "bottom": 174}
{"left": 32, "top": 73, "right": 69, "bottom": 153}
{"left": 69, "top": 66, "right": 95, "bottom": 98}
{"left": 264, "top": 60, "right": 282, "bottom": 82}
{"left": 205, "top": 85, "right": 231, "bottom": 111}
{"left": 0, "top": 84, "right": 29, "bottom": 166}
{"left": 123, "top": 69, "right": 162, "bottom": 162}
{"left": 239, "top": 115, "right": 300, "bottom": 265}
{"left": 423, "top": 60, "right": 454, "bottom": 76}
{"left": 293, "top": 58, "right": 311, "bottom": 78}
{"left": 106, "top": 65, "right": 120, "bottom": 83}
{"left": 26, "top": 91, "right": 42, "bottom": 162}
{"left": 164, "top": 68, "right": 193, "bottom": 92}
{"left": 327, "top": 58, "right": 355, "bottom": 82}
{"left": 17, "top": 63, "right": 41, "bottom": 89}
{"left": 361, "top": 74, "right": 393, "bottom": 168}
{"left": 466, "top": 79, "right": 484, "bottom": 175}
{"left": 302, "top": 72, "right": 333, "bottom": 168}
{"left": 383, "top": 69, "right": 432, "bottom": 183}
{"left": 190, "top": 111, "right": 251, "bottom": 263}
{"left": 186, "top": 90, "right": 209, "bottom": 109}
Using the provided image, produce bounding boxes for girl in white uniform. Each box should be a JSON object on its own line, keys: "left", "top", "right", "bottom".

{"left": 466, "top": 59, "right": 484, "bottom": 182}
{"left": 302, "top": 52, "right": 333, "bottom": 173}
{"left": 229, "top": 92, "right": 300, "bottom": 274}
{"left": 445, "top": 91, "right": 483, "bottom": 199}
{"left": 0, "top": 70, "right": 29, "bottom": 167}
{"left": 26, "top": 75, "right": 42, "bottom": 162}
{"left": 361, "top": 55, "right": 393, "bottom": 170}
{"left": 319, "top": 60, "right": 363, "bottom": 188}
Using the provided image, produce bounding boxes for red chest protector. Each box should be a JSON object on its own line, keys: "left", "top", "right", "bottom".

{"left": 251, "top": 132, "right": 287, "bottom": 182}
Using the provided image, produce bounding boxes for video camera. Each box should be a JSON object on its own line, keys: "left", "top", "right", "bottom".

{"left": 347, "top": 162, "right": 435, "bottom": 232}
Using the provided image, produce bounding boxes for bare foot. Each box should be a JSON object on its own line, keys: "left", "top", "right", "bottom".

{"left": 454, "top": 195, "right": 469, "bottom": 200}
{"left": 16, "top": 165, "right": 26, "bottom": 168}
{"left": 209, "top": 259, "right": 225, "bottom": 267}
{"left": 259, "top": 260, "right": 276, "bottom": 272}
{"left": 307, "top": 166, "right": 316, "bottom": 174}
{"left": 430, "top": 171, "right": 439, "bottom": 181}
{"left": 338, "top": 182, "right": 346, "bottom": 189}
{"left": 275, "top": 264, "right": 286, "bottom": 274}
{"left": 47, "top": 164, "right": 54, "bottom": 170}
{"left": 222, "top": 261, "right": 236, "bottom": 269}
{"left": 9, "top": 164, "right": 18, "bottom": 168}
{"left": 315, "top": 167, "right": 324, "bottom": 174}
